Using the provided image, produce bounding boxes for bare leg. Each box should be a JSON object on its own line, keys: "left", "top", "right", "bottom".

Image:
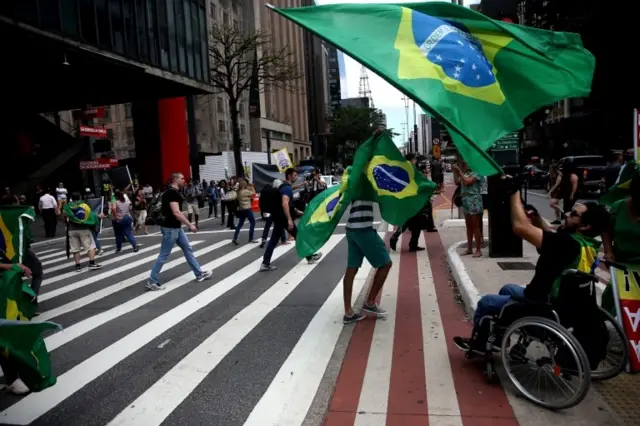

{"left": 343, "top": 267, "right": 358, "bottom": 316}
{"left": 365, "top": 262, "right": 392, "bottom": 305}
{"left": 472, "top": 215, "right": 482, "bottom": 257}
{"left": 463, "top": 215, "right": 473, "bottom": 254}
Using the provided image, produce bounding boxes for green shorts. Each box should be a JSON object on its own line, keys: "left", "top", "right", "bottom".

{"left": 346, "top": 229, "right": 391, "bottom": 269}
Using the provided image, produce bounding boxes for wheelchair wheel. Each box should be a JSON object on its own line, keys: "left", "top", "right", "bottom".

{"left": 592, "top": 307, "right": 629, "bottom": 381}
{"left": 500, "top": 316, "right": 591, "bottom": 410}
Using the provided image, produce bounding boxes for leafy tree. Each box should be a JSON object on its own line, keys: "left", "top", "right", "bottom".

{"left": 209, "top": 24, "right": 302, "bottom": 177}
{"left": 328, "top": 106, "right": 389, "bottom": 163}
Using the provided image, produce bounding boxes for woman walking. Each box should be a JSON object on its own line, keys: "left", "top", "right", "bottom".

{"left": 453, "top": 160, "right": 483, "bottom": 257}
{"left": 133, "top": 188, "right": 149, "bottom": 234}
{"left": 110, "top": 189, "right": 139, "bottom": 252}
{"left": 232, "top": 178, "right": 259, "bottom": 245}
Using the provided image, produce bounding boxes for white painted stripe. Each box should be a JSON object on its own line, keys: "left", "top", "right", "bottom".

{"left": 0, "top": 243, "right": 296, "bottom": 425}
{"left": 43, "top": 244, "right": 131, "bottom": 273}
{"left": 40, "top": 241, "right": 253, "bottom": 353}
{"left": 157, "top": 339, "right": 171, "bottom": 349}
{"left": 41, "top": 243, "right": 162, "bottom": 287}
{"left": 106, "top": 234, "right": 345, "bottom": 426}
{"left": 41, "top": 245, "right": 115, "bottom": 266}
{"left": 34, "top": 248, "right": 58, "bottom": 256}
{"left": 37, "top": 241, "right": 206, "bottom": 314}
{"left": 419, "top": 234, "right": 463, "bottom": 424}
{"left": 353, "top": 237, "right": 401, "bottom": 426}
{"left": 37, "top": 250, "right": 68, "bottom": 261}
{"left": 244, "top": 253, "right": 372, "bottom": 426}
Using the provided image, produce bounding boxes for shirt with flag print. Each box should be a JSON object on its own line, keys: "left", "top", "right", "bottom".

{"left": 346, "top": 201, "right": 375, "bottom": 231}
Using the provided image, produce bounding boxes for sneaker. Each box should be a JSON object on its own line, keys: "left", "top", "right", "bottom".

{"left": 133, "top": 245, "right": 140, "bottom": 253}
{"left": 231, "top": 240, "right": 239, "bottom": 246}
{"left": 7, "top": 378, "right": 29, "bottom": 395}
{"left": 409, "top": 246, "right": 425, "bottom": 252}
{"left": 95, "top": 249, "right": 104, "bottom": 256}
{"left": 260, "top": 263, "right": 276, "bottom": 272}
{"left": 196, "top": 270, "right": 213, "bottom": 282}
{"left": 88, "top": 263, "right": 103, "bottom": 271}
{"left": 249, "top": 239, "right": 259, "bottom": 244}
{"left": 362, "top": 303, "right": 387, "bottom": 317}
{"left": 307, "top": 252, "right": 323, "bottom": 264}
{"left": 453, "top": 336, "right": 472, "bottom": 352}
{"left": 74, "top": 264, "right": 83, "bottom": 273}
{"left": 145, "top": 281, "right": 166, "bottom": 291}
{"left": 343, "top": 312, "right": 365, "bottom": 324}
{"left": 259, "top": 240, "right": 266, "bottom": 249}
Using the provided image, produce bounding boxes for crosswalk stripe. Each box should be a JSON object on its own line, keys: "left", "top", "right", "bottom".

{"left": 244, "top": 240, "right": 374, "bottom": 426}
{"left": 419, "top": 233, "right": 462, "bottom": 423}
{"left": 38, "top": 242, "right": 185, "bottom": 302}
{"left": 354, "top": 240, "right": 401, "bottom": 426}
{"left": 43, "top": 244, "right": 134, "bottom": 274}
{"left": 41, "top": 241, "right": 255, "bottom": 353}
{"left": 106, "top": 234, "right": 345, "bottom": 426}
{"left": 34, "top": 248, "right": 58, "bottom": 256}
{"left": 41, "top": 245, "right": 115, "bottom": 266}
{"left": 0, "top": 242, "right": 296, "bottom": 425}
{"left": 37, "top": 241, "right": 208, "bottom": 318}
{"left": 41, "top": 243, "right": 162, "bottom": 287}
{"left": 37, "top": 250, "right": 69, "bottom": 261}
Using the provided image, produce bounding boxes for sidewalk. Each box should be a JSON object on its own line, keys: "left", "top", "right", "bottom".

{"left": 442, "top": 221, "right": 637, "bottom": 426}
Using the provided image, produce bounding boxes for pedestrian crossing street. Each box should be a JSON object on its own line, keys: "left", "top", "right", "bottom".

{"left": 1, "top": 224, "right": 516, "bottom": 426}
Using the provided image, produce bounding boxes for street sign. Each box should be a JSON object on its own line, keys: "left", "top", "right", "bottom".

{"left": 79, "top": 158, "right": 119, "bottom": 170}
{"left": 73, "top": 107, "right": 106, "bottom": 120}
{"left": 79, "top": 125, "right": 108, "bottom": 139}
{"left": 492, "top": 132, "right": 519, "bottom": 150}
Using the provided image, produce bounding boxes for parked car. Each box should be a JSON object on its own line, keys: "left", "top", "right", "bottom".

{"left": 557, "top": 155, "right": 607, "bottom": 197}
{"left": 520, "top": 164, "right": 549, "bottom": 189}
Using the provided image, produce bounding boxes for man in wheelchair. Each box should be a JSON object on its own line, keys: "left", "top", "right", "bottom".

{"left": 453, "top": 176, "right": 610, "bottom": 353}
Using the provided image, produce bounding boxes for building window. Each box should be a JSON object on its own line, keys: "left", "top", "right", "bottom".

{"left": 233, "top": 19, "right": 238, "bottom": 28}
{"left": 223, "top": 11, "right": 229, "bottom": 25}
{"left": 238, "top": 102, "right": 244, "bottom": 117}
{"left": 124, "top": 103, "right": 133, "bottom": 119}
{"left": 217, "top": 97, "right": 224, "bottom": 112}
{"left": 107, "top": 129, "right": 114, "bottom": 140}
{"left": 240, "top": 124, "right": 245, "bottom": 135}
{"left": 126, "top": 127, "right": 135, "bottom": 144}
{"left": 210, "top": 1, "right": 216, "bottom": 19}
{"left": 218, "top": 120, "right": 225, "bottom": 132}
{"left": 103, "top": 107, "right": 111, "bottom": 119}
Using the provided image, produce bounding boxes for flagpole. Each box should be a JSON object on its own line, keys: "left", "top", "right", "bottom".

{"left": 413, "top": 101, "right": 418, "bottom": 154}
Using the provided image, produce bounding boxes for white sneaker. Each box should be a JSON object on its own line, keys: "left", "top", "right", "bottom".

{"left": 8, "top": 378, "right": 29, "bottom": 395}
{"left": 196, "top": 270, "right": 213, "bottom": 282}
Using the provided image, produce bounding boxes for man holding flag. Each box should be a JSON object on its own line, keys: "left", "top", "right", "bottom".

{"left": 63, "top": 193, "right": 104, "bottom": 272}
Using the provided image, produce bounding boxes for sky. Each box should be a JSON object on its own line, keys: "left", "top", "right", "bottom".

{"left": 314, "top": 0, "right": 481, "bottom": 145}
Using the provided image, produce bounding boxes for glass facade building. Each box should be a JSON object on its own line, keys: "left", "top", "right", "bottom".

{"left": 0, "top": 0, "right": 209, "bottom": 83}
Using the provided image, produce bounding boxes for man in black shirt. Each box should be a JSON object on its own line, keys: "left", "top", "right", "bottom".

{"left": 453, "top": 177, "right": 609, "bottom": 351}
{"left": 147, "top": 172, "right": 212, "bottom": 291}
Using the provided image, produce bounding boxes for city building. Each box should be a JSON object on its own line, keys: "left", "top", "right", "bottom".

{"left": 250, "top": 0, "right": 312, "bottom": 165}
{"left": 326, "top": 45, "right": 342, "bottom": 112}
{"left": 340, "top": 97, "right": 370, "bottom": 109}
{"left": 417, "top": 114, "right": 432, "bottom": 157}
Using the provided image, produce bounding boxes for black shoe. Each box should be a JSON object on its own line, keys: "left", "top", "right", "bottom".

{"left": 343, "top": 312, "right": 365, "bottom": 324}
{"left": 427, "top": 228, "right": 438, "bottom": 233}
{"left": 389, "top": 238, "right": 398, "bottom": 251}
{"left": 74, "top": 264, "right": 83, "bottom": 272}
{"left": 133, "top": 245, "right": 140, "bottom": 253}
{"left": 88, "top": 263, "right": 103, "bottom": 271}
{"left": 453, "top": 336, "right": 472, "bottom": 351}
{"left": 409, "top": 246, "right": 425, "bottom": 251}
{"left": 259, "top": 240, "right": 266, "bottom": 249}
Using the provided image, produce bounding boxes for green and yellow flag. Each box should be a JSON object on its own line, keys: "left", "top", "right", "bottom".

{"left": 63, "top": 200, "right": 99, "bottom": 227}
{"left": 600, "top": 162, "right": 639, "bottom": 206}
{"left": 0, "top": 265, "right": 61, "bottom": 391}
{"left": 296, "top": 132, "right": 435, "bottom": 258}
{"left": 269, "top": 2, "right": 595, "bottom": 176}
{"left": 0, "top": 205, "right": 35, "bottom": 264}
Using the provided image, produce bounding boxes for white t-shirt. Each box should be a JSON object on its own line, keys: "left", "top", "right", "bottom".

{"left": 39, "top": 194, "right": 57, "bottom": 210}
{"left": 56, "top": 187, "right": 68, "bottom": 201}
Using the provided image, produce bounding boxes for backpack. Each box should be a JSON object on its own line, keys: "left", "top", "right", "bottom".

{"left": 148, "top": 192, "right": 165, "bottom": 225}
{"left": 259, "top": 186, "right": 281, "bottom": 214}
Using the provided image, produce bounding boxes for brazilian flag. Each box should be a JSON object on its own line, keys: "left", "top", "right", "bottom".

{"left": 296, "top": 173, "right": 352, "bottom": 258}
{"left": 0, "top": 265, "right": 61, "bottom": 391}
{"left": 62, "top": 200, "right": 99, "bottom": 226}
{"left": 269, "top": 2, "right": 595, "bottom": 176}
{"left": 0, "top": 205, "right": 35, "bottom": 264}
{"left": 350, "top": 132, "right": 436, "bottom": 226}
{"left": 295, "top": 132, "right": 435, "bottom": 258}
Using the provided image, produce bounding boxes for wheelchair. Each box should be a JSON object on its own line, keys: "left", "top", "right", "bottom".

{"left": 463, "top": 265, "right": 628, "bottom": 410}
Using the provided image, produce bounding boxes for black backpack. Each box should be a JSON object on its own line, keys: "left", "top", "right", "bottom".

{"left": 259, "top": 186, "right": 281, "bottom": 214}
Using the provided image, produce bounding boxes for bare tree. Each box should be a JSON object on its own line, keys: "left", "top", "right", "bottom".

{"left": 209, "top": 23, "right": 302, "bottom": 177}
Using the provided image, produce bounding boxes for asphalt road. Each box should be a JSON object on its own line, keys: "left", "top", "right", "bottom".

{"left": 1, "top": 211, "right": 382, "bottom": 426}
{"left": 523, "top": 189, "right": 593, "bottom": 222}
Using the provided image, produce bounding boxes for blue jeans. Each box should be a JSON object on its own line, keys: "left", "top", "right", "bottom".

{"left": 473, "top": 284, "right": 525, "bottom": 330}
{"left": 261, "top": 217, "right": 286, "bottom": 243}
{"left": 92, "top": 229, "right": 102, "bottom": 251}
{"left": 113, "top": 215, "right": 137, "bottom": 250}
{"left": 149, "top": 227, "right": 203, "bottom": 284}
{"left": 233, "top": 209, "right": 256, "bottom": 242}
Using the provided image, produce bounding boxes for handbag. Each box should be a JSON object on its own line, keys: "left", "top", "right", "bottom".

{"left": 453, "top": 185, "right": 463, "bottom": 208}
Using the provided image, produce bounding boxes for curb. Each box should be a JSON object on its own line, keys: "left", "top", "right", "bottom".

{"left": 446, "top": 240, "right": 480, "bottom": 317}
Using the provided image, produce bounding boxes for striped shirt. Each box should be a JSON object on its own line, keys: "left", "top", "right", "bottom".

{"left": 346, "top": 200, "right": 374, "bottom": 230}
